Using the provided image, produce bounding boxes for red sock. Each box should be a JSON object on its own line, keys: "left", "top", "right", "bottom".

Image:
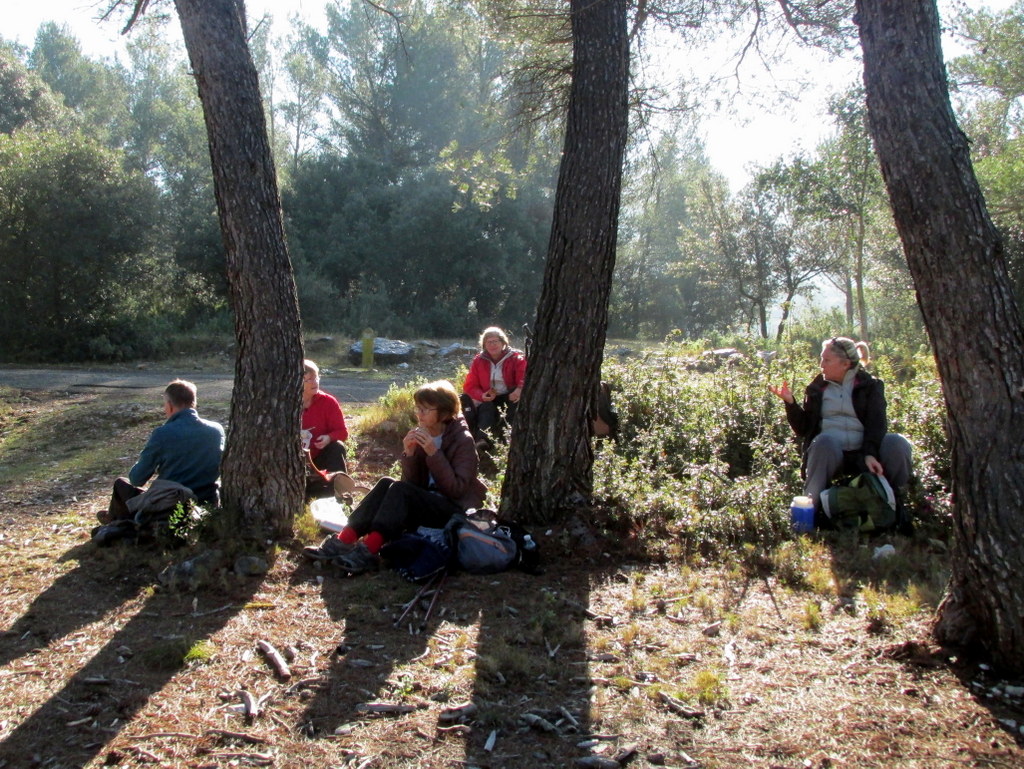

{"left": 338, "top": 527, "right": 358, "bottom": 545}
{"left": 363, "top": 531, "right": 385, "bottom": 555}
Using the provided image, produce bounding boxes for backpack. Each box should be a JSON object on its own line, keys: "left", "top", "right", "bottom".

{"left": 820, "top": 473, "right": 896, "bottom": 532}
{"left": 447, "top": 512, "right": 541, "bottom": 575}
{"left": 454, "top": 519, "right": 519, "bottom": 574}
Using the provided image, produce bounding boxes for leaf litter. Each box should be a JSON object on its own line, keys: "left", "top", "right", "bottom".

{"left": 0, "top": 387, "right": 1021, "bottom": 768}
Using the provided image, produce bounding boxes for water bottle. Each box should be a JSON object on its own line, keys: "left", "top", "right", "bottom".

{"left": 790, "top": 495, "right": 815, "bottom": 533}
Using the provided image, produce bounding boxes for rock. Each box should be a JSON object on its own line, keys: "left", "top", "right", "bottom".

{"left": 158, "top": 549, "right": 223, "bottom": 592}
{"left": 757, "top": 350, "right": 777, "bottom": 363}
{"left": 347, "top": 337, "right": 416, "bottom": 366}
{"left": 873, "top": 544, "right": 896, "bottom": 559}
{"left": 234, "top": 555, "right": 270, "bottom": 576}
{"left": 606, "top": 345, "right": 636, "bottom": 358}
{"left": 439, "top": 342, "right": 474, "bottom": 357}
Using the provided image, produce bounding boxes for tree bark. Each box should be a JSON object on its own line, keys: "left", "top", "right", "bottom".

{"left": 499, "top": 0, "right": 629, "bottom": 523}
{"left": 856, "top": 0, "right": 1024, "bottom": 672}
{"left": 174, "top": 0, "right": 305, "bottom": 538}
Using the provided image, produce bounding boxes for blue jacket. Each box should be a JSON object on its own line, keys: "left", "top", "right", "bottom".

{"left": 129, "top": 408, "right": 225, "bottom": 503}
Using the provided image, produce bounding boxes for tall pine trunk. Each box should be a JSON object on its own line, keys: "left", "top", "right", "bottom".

{"left": 175, "top": 0, "right": 305, "bottom": 538}
{"left": 500, "top": 0, "right": 629, "bottom": 523}
{"left": 856, "top": 0, "right": 1024, "bottom": 672}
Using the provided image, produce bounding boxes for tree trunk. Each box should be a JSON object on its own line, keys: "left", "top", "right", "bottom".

{"left": 499, "top": 0, "right": 629, "bottom": 524}
{"left": 174, "top": 0, "right": 305, "bottom": 539}
{"left": 854, "top": 208, "right": 869, "bottom": 339}
{"left": 856, "top": 0, "right": 1024, "bottom": 673}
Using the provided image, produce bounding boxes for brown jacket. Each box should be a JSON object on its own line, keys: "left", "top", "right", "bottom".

{"left": 400, "top": 415, "right": 487, "bottom": 510}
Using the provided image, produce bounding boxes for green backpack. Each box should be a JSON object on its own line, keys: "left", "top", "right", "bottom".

{"left": 820, "top": 473, "right": 896, "bottom": 532}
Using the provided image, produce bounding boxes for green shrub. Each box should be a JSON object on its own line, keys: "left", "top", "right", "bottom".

{"left": 592, "top": 336, "right": 949, "bottom": 556}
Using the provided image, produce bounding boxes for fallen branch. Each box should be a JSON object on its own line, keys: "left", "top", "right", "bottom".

{"left": 436, "top": 724, "right": 472, "bottom": 735}
{"left": 575, "top": 758, "right": 619, "bottom": 769}
{"left": 133, "top": 732, "right": 200, "bottom": 741}
{"left": 237, "top": 689, "right": 273, "bottom": 721}
{"left": 520, "top": 712, "right": 559, "bottom": 733}
{"left": 126, "top": 746, "right": 160, "bottom": 763}
{"left": 355, "top": 702, "right": 417, "bottom": 715}
{"left": 206, "top": 752, "right": 273, "bottom": 766}
{"left": 559, "top": 706, "right": 580, "bottom": 729}
{"left": 439, "top": 702, "right": 477, "bottom": 723}
{"left": 257, "top": 640, "right": 292, "bottom": 680}
{"left": 205, "top": 728, "right": 269, "bottom": 745}
{"left": 174, "top": 603, "right": 234, "bottom": 618}
{"left": 657, "top": 691, "right": 704, "bottom": 719}
{"left": 82, "top": 677, "right": 142, "bottom": 686}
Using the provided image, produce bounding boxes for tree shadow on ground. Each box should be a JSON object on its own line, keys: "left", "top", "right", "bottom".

{"left": 291, "top": 528, "right": 619, "bottom": 768}
{"left": 291, "top": 562, "right": 475, "bottom": 744}
{"left": 0, "top": 543, "right": 260, "bottom": 768}
{"left": 463, "top": 555, "right": 619, "bottom": 768}
{"left": 822, "top": 527, "right": 1024, "bottom": 744}
{"left": 0, "top": 542, "right": 144, "bottom": 670}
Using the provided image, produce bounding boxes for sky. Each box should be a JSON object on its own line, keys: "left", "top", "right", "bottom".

{"left": 3, "top": 0, "right": 1015, "bottom": 191}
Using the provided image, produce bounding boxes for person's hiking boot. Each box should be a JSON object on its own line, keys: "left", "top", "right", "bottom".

{"left": 334, "top": 542, "right": 380, "bottom": 575}
{"left": 302, "top": 535, "right": 354, "bottom": 561}
{"left": 91, "top": 520, "right": 137, "bottom": 547}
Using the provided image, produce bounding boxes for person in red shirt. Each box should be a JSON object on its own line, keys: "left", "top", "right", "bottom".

{"left": 303, "top": 360, "right": 349, "bottom": 495}
{"left": 461, "top": 326, "right": 527, "bottom": 448}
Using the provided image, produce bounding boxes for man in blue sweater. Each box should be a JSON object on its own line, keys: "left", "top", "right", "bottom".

{"left": 100, "top": 379, "right": 225, "bottom": 523}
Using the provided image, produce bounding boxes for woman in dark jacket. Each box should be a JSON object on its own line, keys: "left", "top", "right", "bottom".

{"left": 304, "top": 380, "right": 487, "bottom": 574}
{"left": 770, "top": 337, "right": 912, "bottom": 514}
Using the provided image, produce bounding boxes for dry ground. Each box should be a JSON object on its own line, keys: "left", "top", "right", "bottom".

{"left": 1, "top": 385, "right": 1022, "bottom": 769}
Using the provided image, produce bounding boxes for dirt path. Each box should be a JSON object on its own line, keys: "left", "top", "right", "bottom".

{"left": 0, "top": 364, "right": 393, "bottom": 405}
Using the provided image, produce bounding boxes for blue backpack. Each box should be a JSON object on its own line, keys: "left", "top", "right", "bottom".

{"left": 447, "top": 512, "right": 542, "bottom": 575}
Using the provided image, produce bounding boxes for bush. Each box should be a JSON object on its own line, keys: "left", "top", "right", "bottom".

{"left": 592, "top": 338, "right": 949, "bottom": 556}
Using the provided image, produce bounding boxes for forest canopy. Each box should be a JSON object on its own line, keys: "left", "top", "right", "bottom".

{"left": 1, "top": 1, "right": 1022, "bottom": 359}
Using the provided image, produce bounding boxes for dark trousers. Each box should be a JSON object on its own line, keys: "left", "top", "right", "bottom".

{"left": 461, "top": 394, "right": 517, "bottom": 443}
{"left": 106, "top": 477, "right": 143, "bottom": 522}
{"left": 312, "top": 441, "right": 347, "bottom": 473}
{"left": 347, "top": 477, "right": 461, "bottom": 541}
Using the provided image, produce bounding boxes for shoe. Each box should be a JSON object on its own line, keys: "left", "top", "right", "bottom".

{"left": 91, "top": 520, "right": 137, "bottom": 547}
{"left": 334, "top": 542, "right": 380, "bottom": 575}
{"left": 302, "top": 535, "right": 355, "bottom": 561}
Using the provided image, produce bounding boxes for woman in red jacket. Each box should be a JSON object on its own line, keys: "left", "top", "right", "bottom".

{"left": 303, "top": 380, "right": 487, "bottom": 574}
{"left": 461, "top": 326, "right": 527, "bottom": 448}
{"left": 302, "top": 359, "right": 349, "bottom": 497}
